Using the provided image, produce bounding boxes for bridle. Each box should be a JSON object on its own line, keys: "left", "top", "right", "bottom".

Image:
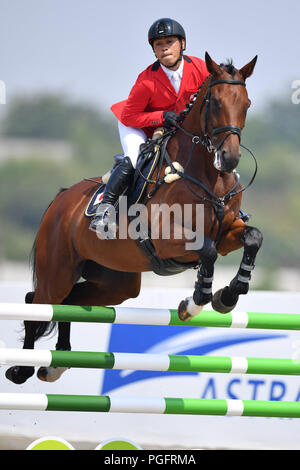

{"left": 174, "top": 74, "right": 257, "bottom": 190}
{"left": 171, "top": 74, "right": 258, "bottom": 243}
{"left": 200, "top": 77, "right": 246, "bottom": 153}
{"left": 180, "top": 76, "right": 247, "bottom": 153}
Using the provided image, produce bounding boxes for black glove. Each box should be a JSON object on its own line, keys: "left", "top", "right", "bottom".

{"left": 163, "top": 111, "right": 180, "bottom": 129}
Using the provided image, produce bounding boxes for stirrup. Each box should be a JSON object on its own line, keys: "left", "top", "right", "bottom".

{"left": 89, "top": 204, "right": 118, "bottom": 238}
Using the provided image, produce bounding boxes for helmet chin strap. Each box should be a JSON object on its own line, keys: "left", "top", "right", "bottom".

{"left": 164, "top": 51, "right": 183, "bottom": 69}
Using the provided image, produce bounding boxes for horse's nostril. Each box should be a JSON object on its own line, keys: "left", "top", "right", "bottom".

{"left": 221, "top": 150, "right": 240, "bottom": 172}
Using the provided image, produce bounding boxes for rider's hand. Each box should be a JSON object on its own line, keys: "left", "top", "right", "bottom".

{"left": 163, "top": 111, "right": 180, "bottom": 129}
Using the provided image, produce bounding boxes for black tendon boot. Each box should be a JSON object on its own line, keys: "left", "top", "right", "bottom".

{"left": 89, "top": 156, "right": 134, "bottom": 234}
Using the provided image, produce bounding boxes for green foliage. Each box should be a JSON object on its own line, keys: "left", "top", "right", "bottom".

{"left": 0, "top": 220, "right": 34, "bottom": 261}
{"left": 0, "top": 158, "right": 83, "bottom": 261}
{"left": 0, "top": 158, "right": 76, "bottom": 229}
{"left": 1, "top": 93, "right": 121, "bottom": 173}
{"left": 238, "top": 97, "right": 300, "bottom": 269}
{"left": 2, "top": 94, "right": 75, "bottom": 140}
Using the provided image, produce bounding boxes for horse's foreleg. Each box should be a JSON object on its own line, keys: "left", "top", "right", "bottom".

{"left": 178, "top": 237, "right": 218, "bottom": 321}
{"left": 212, "top": 224, "right": 263, "bottom": 313}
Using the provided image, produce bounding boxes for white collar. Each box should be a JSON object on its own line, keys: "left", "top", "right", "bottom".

{"left": 160, "top": 58, "right": 184, "bottom": 79}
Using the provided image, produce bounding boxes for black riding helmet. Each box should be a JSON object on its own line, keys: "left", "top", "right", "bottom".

{"left": 148, "top": 18, "right": 186, "bottom": 48}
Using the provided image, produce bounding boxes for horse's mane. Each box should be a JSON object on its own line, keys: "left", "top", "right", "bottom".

{"left": 179, "top": 59, "right": 237, "bottom": 122}
{"left": 219, "top": 59, "right": 236, "bottom": 78}
{"left": 179, "top": 74, "right": 210, "bottom": 122}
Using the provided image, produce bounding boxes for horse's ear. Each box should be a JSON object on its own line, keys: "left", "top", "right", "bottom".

{"left": 239, "top": 55, "right": 258, "bottom": 80}
{"left": 205, "top": 52, "right": 222, "bottom": 76}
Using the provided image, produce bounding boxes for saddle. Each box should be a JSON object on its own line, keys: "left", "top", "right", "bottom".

{"left": 85, "top": 128, "right": 169, "bottom": 218}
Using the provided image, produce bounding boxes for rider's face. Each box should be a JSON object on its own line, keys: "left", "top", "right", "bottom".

{"left": 153, "top": 36, "right": 184, "bottom": 70}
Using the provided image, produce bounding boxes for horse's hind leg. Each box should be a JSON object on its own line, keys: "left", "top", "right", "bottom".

{"left": 212, "top": 223, "right": 263, "bottom": 313}
{"left": 36, "top": 322, "right": 71, "bottom": 382}
{"left": 36, "top": 268, "right": 141, "bottom": 382}
{"left": 33, "top": 283, "right": 77, "bottom": 383}
{"left": 5, "top": 285, "right": 61, "bottom": 383}
{"left": 5, "top": 319, "right": 36, "bottom": 384}
{"left": 5, "top": 284, "right": 58, "bottom": 384}
{"left": 6, "top": 257, "right": 77, "bottom": 384}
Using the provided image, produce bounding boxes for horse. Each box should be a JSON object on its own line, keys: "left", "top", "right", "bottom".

{"left": 6, "top": 52, "right": 263, "bottom": 384}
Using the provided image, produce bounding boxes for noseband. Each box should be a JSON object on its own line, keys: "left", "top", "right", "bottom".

{"left": 201, "top": 77, "right": 246, "bottom": 152}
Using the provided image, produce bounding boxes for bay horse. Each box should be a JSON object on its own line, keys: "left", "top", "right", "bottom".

{"left": 6, "top": 53, "right": 263, "bottom": 384}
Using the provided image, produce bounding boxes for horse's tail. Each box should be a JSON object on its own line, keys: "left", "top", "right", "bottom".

{"left": 29, "top": 234, "right": 37, "bottom": 292}
{"left": 25, "top": 187, "right": 69, "bottom": 341}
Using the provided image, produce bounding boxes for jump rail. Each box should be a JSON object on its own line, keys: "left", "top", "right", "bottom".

{"left": 1, "top": 303, "right": 300, "bottom": 330}
{"left": 1, "top": 394, "right": 300, "bottom": 418}
{"left": 1, "top": 348, "right": 300, "bottom": 376}
{"left": 2, "top": 303, "right": 300, "bottom": 419}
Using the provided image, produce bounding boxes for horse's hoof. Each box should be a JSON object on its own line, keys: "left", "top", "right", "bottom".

{"left": 25, "top": 291, "right": 35, "bottom": 303}
{"left": 178, "top": 300, "right": 193, "bottom": 322}
{"left": 5, "top": 366, "right": 35, "bottom": 384}
{"left": 212, "top": 289, "right": 237, "bottom": 314}
{"left": 37, "top": 366, "right": 69, "bottom": 382}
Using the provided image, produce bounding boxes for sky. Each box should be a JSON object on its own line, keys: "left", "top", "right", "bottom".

{"left": 1, "top": 0, "right": 300, "bottom": 117}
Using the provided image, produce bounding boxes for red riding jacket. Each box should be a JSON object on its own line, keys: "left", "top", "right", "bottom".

{"left": 111, "top": 55, "right": 209, "bottom": 138}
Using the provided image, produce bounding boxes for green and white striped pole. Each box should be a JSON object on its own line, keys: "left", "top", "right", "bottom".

{"left": 1, "top": 348, "right": 300, "bottom": 376}
{"left": 1, "top": 303, "right": 300, "bottom": 330}
{"left": 1, "top": 394, "right": 300, "bottom": 418}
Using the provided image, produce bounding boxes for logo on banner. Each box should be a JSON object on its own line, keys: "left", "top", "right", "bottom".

{"left": 101, "top": 324, "right": 284, "bottom": 394}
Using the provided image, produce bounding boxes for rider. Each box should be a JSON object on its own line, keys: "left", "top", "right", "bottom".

{"left": 89, "top": 18, "right": 209, "bottom": 231}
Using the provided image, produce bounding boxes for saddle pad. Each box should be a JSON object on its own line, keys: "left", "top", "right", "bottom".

{"left": 85, "top": 146, "right": 161, "bottom": 218}
{"left": 85, "top": 184, "right": 105, "bottom": 217}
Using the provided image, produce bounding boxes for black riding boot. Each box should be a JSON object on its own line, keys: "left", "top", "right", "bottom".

{"left": 89, "top": 156, "right": 134, "bottom": 233}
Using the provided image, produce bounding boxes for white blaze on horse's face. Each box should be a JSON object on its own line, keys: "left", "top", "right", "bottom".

{"left": 214, "top": 145, "right": 241, "bottom": 173}
{"left": 213, "top": 150, "right": 222, "bottom": 171}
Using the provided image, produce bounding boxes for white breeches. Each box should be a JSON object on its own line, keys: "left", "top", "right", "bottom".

{"left": 118, "top": 120, "right": 147, "bottom": 168}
